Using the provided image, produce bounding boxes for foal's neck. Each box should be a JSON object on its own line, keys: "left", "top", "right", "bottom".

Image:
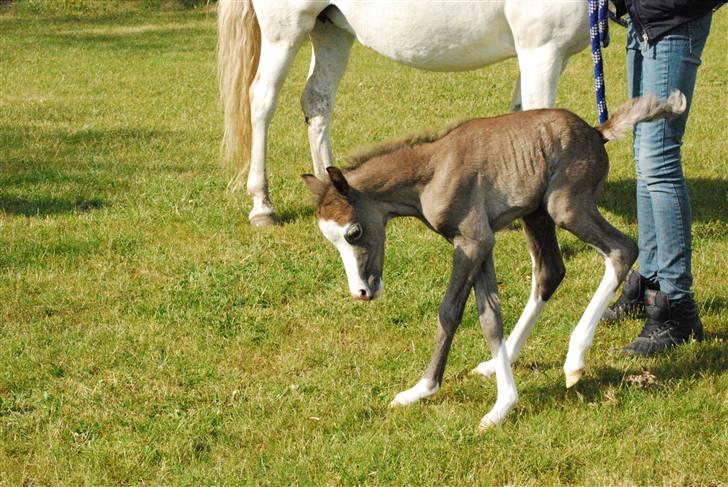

{"left": 346, "top": 144, "right": 433, "bottom": 219}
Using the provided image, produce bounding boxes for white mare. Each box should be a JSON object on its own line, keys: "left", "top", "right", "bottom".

{"left": 218, "top": 0, "right": 590, "bottom": 226}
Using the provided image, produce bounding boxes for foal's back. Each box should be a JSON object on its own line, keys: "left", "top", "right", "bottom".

{"left": 420, "top": 109, "right": 608, "bottom": 232}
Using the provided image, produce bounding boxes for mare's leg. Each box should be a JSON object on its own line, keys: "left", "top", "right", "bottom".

{"left": 390, "top": 235, "right": 490, "bottom": 406}
{"left": 473, "top": 209, "right": 564, "bottom": 377}
{"left": 548, "top": 200, "right": 638, "bottom": 387}
{"left": 506, "top": 0, "right": 586, "bottom": 110}
{"left": 248, "top": 38, "right": 304, "bottom": 226}
{"left": 515, "top": 45, "right": 565, "bottom": 109}
{"left": 510, "top": 74, "right": 522, "bottom": 112}
{"left": 473, "top": 251, "right": 519, "bottom": 430}
{"left": 301, "top": 20, "right": 353, "bottom": 178}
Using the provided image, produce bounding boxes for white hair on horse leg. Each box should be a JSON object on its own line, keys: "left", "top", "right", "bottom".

{"left": 563, "top": 257, "right": 618, "bottom": 387}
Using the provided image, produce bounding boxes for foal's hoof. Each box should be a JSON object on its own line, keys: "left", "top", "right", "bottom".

{"left": 478, "top": 416, "right": 498, "bottom": 432}
{"left": 249, "top": 213, "right": 281, "bottom": 227}
{"left": 565, "top": 369, "right": 583, "bottom": 388}
{"left": 388, "top": 393, "right": 418, "bottom": 408}
{"left": 471, "top": 360, "right": 496, "bottom": 378}
{"left": 389, "top": 380, "right": 439, "bottom": 407}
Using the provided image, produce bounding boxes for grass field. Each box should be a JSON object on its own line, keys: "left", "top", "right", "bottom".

{"left": 1, "top": 2, "right": 726, "bottom": 485}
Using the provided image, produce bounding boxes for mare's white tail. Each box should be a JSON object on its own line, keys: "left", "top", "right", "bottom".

{"left": 598, "top": 90, "right": 687, "bottom": 142}
{"left": 218, "top": 0, "right": 261, "bottom": 191}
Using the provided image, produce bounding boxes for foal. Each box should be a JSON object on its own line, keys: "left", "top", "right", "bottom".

{"left": 303, "top": 92, "right": 685, "bottom": 429}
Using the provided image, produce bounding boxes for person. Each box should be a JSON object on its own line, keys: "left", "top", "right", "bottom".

{"left": 605, "top": 0, "right": 724, "bottom": 355}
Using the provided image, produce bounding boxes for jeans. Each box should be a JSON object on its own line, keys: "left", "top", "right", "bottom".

{"left": 626, "top": 13, "right": 712, "bottom": 300}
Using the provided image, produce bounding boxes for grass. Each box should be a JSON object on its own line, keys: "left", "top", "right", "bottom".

{"left": 1, "top": 3, "right": 726, "bottom": 485}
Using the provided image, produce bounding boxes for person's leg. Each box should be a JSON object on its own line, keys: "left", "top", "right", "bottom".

{"left": 633, "top": 14, "right": 711, "bottom": 300}
{"left": 627, "top": 21, "right": 660, "bottom": 284}
{"left": 605, "top": 20, "right": 653, "bottom": 322}
{"left": 624, "top": 13, "right": 712, "bottom": 355}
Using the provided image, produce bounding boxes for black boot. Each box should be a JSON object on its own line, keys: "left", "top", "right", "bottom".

{"left": 603, "top": 270, "right": 655, "bottom": 322}
{"left": 623, "top": 289, "right": 704, "bottom": 356}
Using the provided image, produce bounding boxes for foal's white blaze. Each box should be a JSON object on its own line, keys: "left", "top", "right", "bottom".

{"left": 318, "top": 219, "right": 370, "bottom": 299}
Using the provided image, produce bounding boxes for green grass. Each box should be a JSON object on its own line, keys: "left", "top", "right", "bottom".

{"left": 1, "top": 3, "right": 727, "bottom": 485}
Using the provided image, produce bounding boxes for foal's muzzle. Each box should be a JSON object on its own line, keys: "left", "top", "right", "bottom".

{"left": 353, "top": 276, "right": 383, "bottom": 301}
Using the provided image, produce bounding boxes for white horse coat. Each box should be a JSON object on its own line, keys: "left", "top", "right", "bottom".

{"left": 218, "top": 0, "right": 590, "bottom": 225}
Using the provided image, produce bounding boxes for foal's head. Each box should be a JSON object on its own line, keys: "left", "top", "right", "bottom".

{"left": 302, "top": 167, "right": 385, "bottom": 301}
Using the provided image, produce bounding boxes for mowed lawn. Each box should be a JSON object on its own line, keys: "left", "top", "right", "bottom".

{"left": 1, "top": 3, "right": 726, "bottom": 485}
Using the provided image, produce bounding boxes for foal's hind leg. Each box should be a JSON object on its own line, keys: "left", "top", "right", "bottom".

{"left": 248, "top": 38, "right": 305, "bottom": 226}
{"left": 473, "top": 209, "right": 564, "bottom": 378}
{"left": 301, "top": 19, "right": 353, "bottom": 178}
{"left": 474, "top": 251, "right": 519, "bottom": 430}
{"left": 549, "top": 202, "right": 638, "bottom": 387}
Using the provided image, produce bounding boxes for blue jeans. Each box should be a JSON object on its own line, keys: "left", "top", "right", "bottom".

{"left": 626, "top": 14, "right": 712, "bottom": 300}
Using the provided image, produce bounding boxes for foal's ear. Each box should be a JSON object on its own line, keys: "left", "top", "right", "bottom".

{"left": 301, "top": 174, "right": 326, "bottom": 198}
{"left": 326, "top": 166, "right": 350, "bottom": 197}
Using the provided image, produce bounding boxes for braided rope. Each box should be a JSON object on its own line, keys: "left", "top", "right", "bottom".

{"left": 589, "top": 0, "right": 610, "bottom": 124}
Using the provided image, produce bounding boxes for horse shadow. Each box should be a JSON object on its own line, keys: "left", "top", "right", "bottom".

{"left": 279, "top": 204, "right": 314, "bottom": 224}
{"left": 512, "top": 334, "right": 728, "bottom": 415}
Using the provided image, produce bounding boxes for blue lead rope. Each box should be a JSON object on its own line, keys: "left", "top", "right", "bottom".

{"left": 589, "top": 0, "right": 610, "bottom": 124}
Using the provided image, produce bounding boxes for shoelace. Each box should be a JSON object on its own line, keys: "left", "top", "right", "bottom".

{"left": 639, "top": 319, "right": 667, "bottom": 338}
{"left": 647, "top": 322, "right": 674, "bottom": 338}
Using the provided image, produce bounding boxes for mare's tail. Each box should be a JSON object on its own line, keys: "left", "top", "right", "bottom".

{"left": 598, "top": 90, "right": 686, "bottom": 143}
{"left": 218, "top": 0, "right": 261, "bottom": 191}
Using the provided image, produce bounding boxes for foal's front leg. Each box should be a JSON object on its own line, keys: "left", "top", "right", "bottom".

{"left": 390, "top": 238, "right": 486, "bottom": 407}
{"left": 473, "top": 252, "right": 519, "bottom": 430}
{"left": 473, "top": 210, "right": 564, "bottom": 378}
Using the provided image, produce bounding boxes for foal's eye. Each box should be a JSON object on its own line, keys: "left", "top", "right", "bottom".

{"left": 344, "top": 223, "right": 363, "bottom": 244}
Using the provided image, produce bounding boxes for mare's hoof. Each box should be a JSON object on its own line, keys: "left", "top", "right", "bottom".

{"left": 565, "top": 369, "right": 583, "bottom": 388}
{"left": 250, "top": 213, "right": 281, "bottom": 227}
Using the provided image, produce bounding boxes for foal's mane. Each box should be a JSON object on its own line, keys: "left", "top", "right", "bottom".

{"left": 344, "top": 118, "right": 469, "bottom": 170}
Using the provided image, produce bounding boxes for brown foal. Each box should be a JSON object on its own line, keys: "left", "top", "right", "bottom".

{"left": 303, "top": 91, "right": 685, "bottom": 429}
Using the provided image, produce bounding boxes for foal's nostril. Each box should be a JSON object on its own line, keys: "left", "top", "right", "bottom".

{"left": 358, "top": 289, "right": 368, "bottom": 299}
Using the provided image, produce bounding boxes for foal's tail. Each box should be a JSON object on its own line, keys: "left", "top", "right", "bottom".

{"left": 598, "top": 90, "right": 686, "bottom": 143}
{"left": 218, "top": 0, "right": 261, "bottom": 191}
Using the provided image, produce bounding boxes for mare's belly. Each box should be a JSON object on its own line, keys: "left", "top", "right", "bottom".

{"left": 331, "top": 1, "right": 516, "bottom": 71}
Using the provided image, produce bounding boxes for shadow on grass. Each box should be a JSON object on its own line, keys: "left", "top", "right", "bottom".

{"left": 0, "top": 194, "right": 104, "bottom": 216}
{"left": 601, "top": 177, "right": 728, "bottom": 224}
{"left": 1, "top": 125, "right": 175, "bottom": 159}
{"left": 700, "top": 295, "right": 728, "bottom": 316}
{"left": 0, "top": 126, "right": 178, "bottom": 216}
{"left": 278, "top": 204, "right": 314, "bottom": 224}
{"left": 524, "top": 335, "right": 728, "bottom": 406}
{"left": 649, "top": 338, "right": 728, "bottom": 381}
